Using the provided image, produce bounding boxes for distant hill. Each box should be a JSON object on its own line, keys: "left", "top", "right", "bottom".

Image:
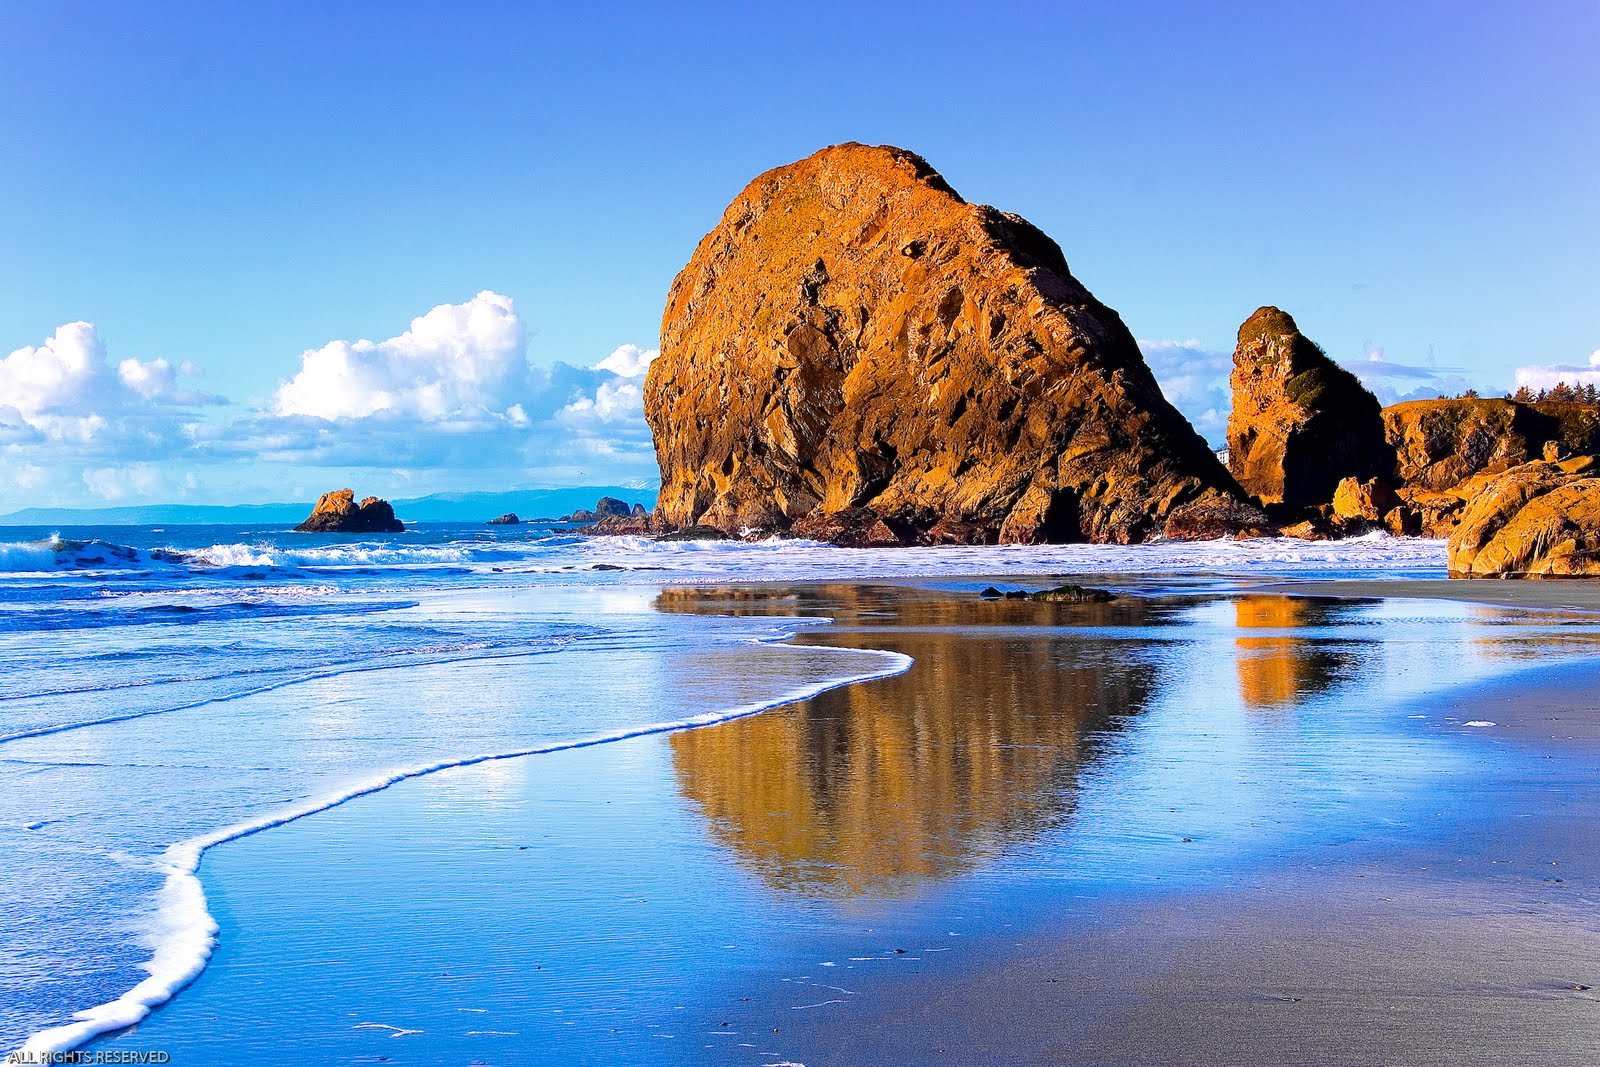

{"left": 0, "top": 487, "right": 658, "bottom": 527}
{"left": 392, "top": 488, "right": 657, "bottom": 523}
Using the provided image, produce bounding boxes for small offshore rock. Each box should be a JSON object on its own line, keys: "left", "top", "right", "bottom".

{"left": 294, "top": 489, "right": 405, "bottom": 533}
{"left": 593, "top": 496, "right": 632, "bottom": 520}
{"left": 486, "top": 513, "right": 521, "bottom": 525}
{"left": 1331, "top": 477, "right": 1400, "bottom": 524}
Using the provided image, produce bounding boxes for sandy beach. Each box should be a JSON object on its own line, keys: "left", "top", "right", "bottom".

{"left": 770, "top": 650, "right": 1600, "bottom": 1066}
{"left": 1260, "top": 577, "right": 1600, "bottom": 615}
{"left": 77, "top": 576, "right": 1600, "bottom": 1066}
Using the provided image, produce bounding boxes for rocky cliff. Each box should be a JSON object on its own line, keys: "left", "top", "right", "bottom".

{"left": 1226, "top": 307, "right": 1393, "bottom": 509}
{"left": 643, "top": 143, "right": 1262, "bottom": 545}
{"left": 294, "top": 489, "right": 405, "bottom": 533}
{"left": 1383, "top": 398, "right": 1556, "bottom": 490}
{"left": 1447, "top": 457, "right": 1600, "bottom": 577}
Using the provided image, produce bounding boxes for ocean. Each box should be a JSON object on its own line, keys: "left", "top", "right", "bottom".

{"left": 0, "top": 522, "right": 1459, "bottom": 1057}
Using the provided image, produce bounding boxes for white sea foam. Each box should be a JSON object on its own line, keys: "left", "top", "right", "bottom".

{"left": 14, "top": 639, "right": 912, "bottom": 1057}
{"left": 0, "top": 638, "right": 575, "bottom": 744}
{"left": 0, "top": 530, "right": 1448, "bottom": 584}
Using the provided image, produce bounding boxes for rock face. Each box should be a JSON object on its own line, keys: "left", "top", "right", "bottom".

{"left": 643, "top": 143, "right": 1260, "bottom": 545}
{"left": 1447, "top": 457, "right": 1600, "bottom": 577}
{"left": 1331, "top": 476, "right": 1400, "bottom": 525}
{"left": 294, "top": 489, "right": 405, "bottom": 533}
{"left": 1530, "top": 400, "right": 1600, "bottom": 457}
{"left": 1226, "top": 307, "right": 1394, "bottom": 509}
{"left": 1383, "top": 398, "right": 1555, "bottom": 491}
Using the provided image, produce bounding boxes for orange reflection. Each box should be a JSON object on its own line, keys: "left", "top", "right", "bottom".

{"left": 660, "top": 585, "right": 1161, "bottom": 898}
{"left": 1233, "top": 595, "right": 1346, "bottom": 710}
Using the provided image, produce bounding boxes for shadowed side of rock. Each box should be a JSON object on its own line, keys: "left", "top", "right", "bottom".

{"left": 643, "top": 142, "right": 1264, "bottom": 545}
{"left": 1384, "top": 398, "right": 1559, "bottom": 491}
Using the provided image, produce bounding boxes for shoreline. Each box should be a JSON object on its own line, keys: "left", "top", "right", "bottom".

{"left": 74, "top": 575, "right": 1600, "bottom": 1065}
{"left": 14, "top": 616, "right": 911, "bottom": 1057}
{"left": 762, "top": 611, "right": 1600, "bottom": 1066}
{"left": 1257, "top": 576, "right": 1600, "bottom": 613}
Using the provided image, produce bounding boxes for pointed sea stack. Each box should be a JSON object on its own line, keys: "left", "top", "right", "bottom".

{"left": 643, "top": 143, "right": 1262, "bottom": 544}
{"left": 1226, "top": 307, "right": 1394, "bottom": 510}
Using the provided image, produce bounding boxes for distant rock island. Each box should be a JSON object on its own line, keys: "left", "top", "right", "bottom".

{"left": 294, "top": 489, "right": 405, "bottom": 533}
{"left": 643, "top": 142, "right": 1264, "bottom": 546}
{"left": 559, "top": 496, "right": 633, "bottom": 523}
{"left": 560, "top": 496, "right": 653, "bottom": 532}
{"left": 486, "top": 513, "right": 521, "bottom": 525}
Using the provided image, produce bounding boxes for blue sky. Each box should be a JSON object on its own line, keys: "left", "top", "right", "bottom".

{"left": 1, "top": 0, "right": 1595, "bottom": 509}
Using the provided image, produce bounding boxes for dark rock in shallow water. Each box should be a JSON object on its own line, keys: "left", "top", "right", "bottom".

{"left": 294, "top": 489, "right": 405, "bottom": 533}
{"left": 1030, "top": 584, "right": 1116, "bottom": 603}
{"left": 977, "top": 583, "right": 1116, "bottom": 602}
{"left": 486, "top": 513, "right": 521, "bottom": 525}
{"left": 656, "top": 525, "right": 730, "bottom": 542}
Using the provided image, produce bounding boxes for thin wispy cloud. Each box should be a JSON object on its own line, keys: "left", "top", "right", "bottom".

{"left": 1337, "top": 345, "right": 1476, "bottom": 404}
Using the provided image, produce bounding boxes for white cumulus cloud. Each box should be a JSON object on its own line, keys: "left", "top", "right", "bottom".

{"left": 0, "top": 322, "right": 215, "bottom": 457}
{"left": 594, "top": 344, "right": 657, "bottom": 378}
{"left": 218, "top": 293, "right": 662, "bottom": 485}
{"left": 117, "top": 357, "right": 179, "bottom": 399}
{"left": 1138, "top": 338, "right": 1233, "bottom": 443}
{"left": 0, "top": 295, "right": 666, "bottom": 510}
{"left": 273, "top": 290, "right": 529, "bottom": 423}
{"left": 1514, "top": 349, "right": 1600, "bottom": 392}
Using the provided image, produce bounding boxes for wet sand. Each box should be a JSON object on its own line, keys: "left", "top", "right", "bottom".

{"left": 1261, "top": 576, "right": 1600, "bottom": 614}
{"left": 770, "top": 651, "right": 1600, "bottom": 1067}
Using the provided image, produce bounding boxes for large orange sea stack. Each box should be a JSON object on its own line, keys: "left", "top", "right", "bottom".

{"left": 643, "top": 143, "right": 1263, "bottom": 545}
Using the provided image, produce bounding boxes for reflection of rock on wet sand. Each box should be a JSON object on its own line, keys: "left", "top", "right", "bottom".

{"left": 659, "top": 586, "right": 1165, "bottom": 898}
{"left": 1233, "top": 595, "right": 1362, "bottom": 711}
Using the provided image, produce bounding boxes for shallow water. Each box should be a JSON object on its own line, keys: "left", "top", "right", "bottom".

{"left": 58, "top": 582, "right": 1600, "bottom": 1065}
{"left": 0, "top": 563, "right": 897, "bottom": 1051}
